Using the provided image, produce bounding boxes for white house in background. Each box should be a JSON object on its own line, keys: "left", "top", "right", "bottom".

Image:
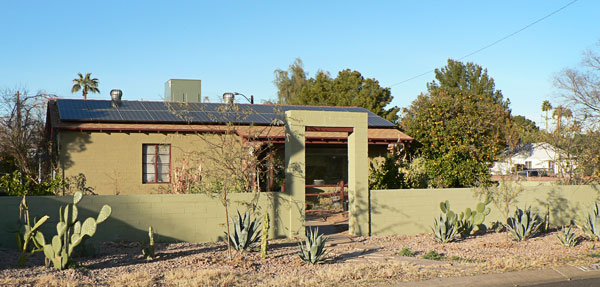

{"left": 491, "top": 142, "right": 565, "bottom": 175}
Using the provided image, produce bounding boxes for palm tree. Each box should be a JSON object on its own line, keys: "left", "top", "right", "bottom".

{"left": 71, "top": 73, "right": 100, "bottom": 100}
{"left": 541, "top": 100, "right": 552, "bottom": 132}
{"left": 552, "top": 105, "right": 572, "bottom": 133}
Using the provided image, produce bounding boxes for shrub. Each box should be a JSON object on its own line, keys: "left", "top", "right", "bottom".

{"left": 557, "top": 226, "right": 578, "bottom": 247}
{"left": 228, "top": 211, "right": 261, "bottom": 252}
{"left": 582, "top": 202, "right": 600, "bottom": 241}
{"left": 397, "top": 247, "right": 416, "bottom": 257}
{"left": 432, "top": 212, "right": 458, "bottom": 243}
{"left": 505, "top": 207, "right": 543, "bottom": 241}
{"left": 422, "top": 250, "right": 445, "bottom": 260}
{"left": 0, "top": 171, "right": 62, "bottom": 196}
{"left": 298, "top": 227, "right": 329, "bottom": 264}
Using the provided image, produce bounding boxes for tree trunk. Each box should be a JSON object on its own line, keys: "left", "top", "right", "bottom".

{"left": 223, "top": 186, "right": 232, "bottom": 259}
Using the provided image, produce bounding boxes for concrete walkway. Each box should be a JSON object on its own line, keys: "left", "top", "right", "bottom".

{"left": 390, "top": 266, "right": 600, "bottom": 287}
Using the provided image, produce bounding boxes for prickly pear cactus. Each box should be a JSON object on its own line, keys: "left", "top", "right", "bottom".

{"left": 42, "top": 191, "right": 111, "bottom": 270}
{"left": 437, "top": 199, "right": 491, "bottom": 238}
{"left": 261, "top": 213, "right": 270, "bottom": 259}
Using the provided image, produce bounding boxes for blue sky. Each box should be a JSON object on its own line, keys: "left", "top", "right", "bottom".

{"left": 1, "top": 1, "right": 598, "bottom": 125}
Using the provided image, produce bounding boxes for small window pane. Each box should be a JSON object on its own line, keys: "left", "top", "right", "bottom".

{"left": 158, "top": 173, "right": 170, "bottom": 182}
{"left": 143, "top": 145, "right": 156, "bottom": 155}
{"left": 157, "top": 163, "right": 169, "bottom": 174}
{"left": 143, "top": 163, "right": 155, "bottom": 173}
{"left": 158, "top": 145, "right": 169, "bottom": 154}
{"left": 158, "top": 155, "right": 169, "bottom": 164}
{"left": 143, "top": 155, "right": 155, "bottom": 164}
{"left": 143, "top": 173, "right": 156, "bottom": 183}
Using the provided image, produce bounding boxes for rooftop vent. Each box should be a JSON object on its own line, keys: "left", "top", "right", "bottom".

{"left": 223, "top": 92, "right": 235, "bottom": 105}
{"left": 110, "top": 89, "right": 123, "bottom": 108}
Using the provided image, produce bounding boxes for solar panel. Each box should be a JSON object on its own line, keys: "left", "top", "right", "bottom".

{"left": 150, "top": 111, "right": 184, "bottom": 122}
{"left": 242, "top": 114, "right": 270, "bottom": 124}
{"left": 58, "top": 99, "right": 89, "bottom": 110}
{"left": 141, "top": 102, "right": 169, "bottom": 111}
{"left": 59, "top": 109, "right": 92, "bottom": 121}
{"left": 85, "top": 100, "right": 112, "bottom": 110}
{"left": 89, "top": 110, "right": 123, "bottom": 121}
{"left": 368, "top": 116, "right": 396, "bottom": 127}
{"left": 118, "top": 101, "right": 146, "bottom": 111}
{"left": 55, "top": 99, "right": 396, "bottom": 127}
{"left": 120, "top": 111, "right": 154, "bottom": 121}
{"left": 164, "top": 102, "right": 190, "bottom": 112}
{"left": 57, "top": 101, "right": 88, "bottom": 121}
{"left": 188, "top": 112, "right": 212, "bottom": 122}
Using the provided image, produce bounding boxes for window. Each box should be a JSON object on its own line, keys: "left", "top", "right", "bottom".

{"left": 548, "top": 161, "right": 554, "bottom": 170}
{"left": 525, "top": 161, "right": 532, "bottom": 169}
{"left": 143, "top": 144, "right": 171, "bottom": 183}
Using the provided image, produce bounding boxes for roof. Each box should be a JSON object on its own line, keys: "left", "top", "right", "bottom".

{"left": 47, "top": 99, "right": 413, "bottom": 144}
{"left": 52, "top": 98, "right": 395, "bottom": 127}
{"left": 505, "top": 142, "right": 563, "bottom": 160}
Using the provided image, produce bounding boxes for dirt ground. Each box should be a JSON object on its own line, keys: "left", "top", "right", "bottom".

{"left": 1, "top": 212, "right": 599, "bottom": 286}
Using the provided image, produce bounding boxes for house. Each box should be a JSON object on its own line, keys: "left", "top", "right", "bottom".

{"left": 490, "top": 142, "right": 568, "bottom": 176}
{"left": 45, "top": 80, "right": 412, "bottom": 195}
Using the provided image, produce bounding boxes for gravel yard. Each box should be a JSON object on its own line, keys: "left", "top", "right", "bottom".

{"left": 2, "top": 223, "right": 599, "bottom": 287}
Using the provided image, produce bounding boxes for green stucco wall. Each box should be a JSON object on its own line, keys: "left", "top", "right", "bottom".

{"left": 58, "top": 131, "right": 226, "bottom": 195}
{"left": 0, "top": 192, "right": 291, "bottom": 249}
{"left": 370, "top": 185, "right": 599, "bottom": 236}
{"left": 285, "top": 110, "right": 369, "bottom": 236}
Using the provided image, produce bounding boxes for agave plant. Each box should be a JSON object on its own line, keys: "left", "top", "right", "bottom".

{"left": 432, "top": 213, "right": 458, "bottom": 243}
{"left": 557, "top": 226, "right": 578, "bottom": 247}
{"left": 582, "top": 202, "right": 600, "bottom": 241}
{"left": 298, "top": 227, "right": 329, "bottom": 264}
{"left": 505, "top": 207, "right": 543, "bottom": 241}
{"left": 228, "top": 211, "right": 261, "bottom": 252}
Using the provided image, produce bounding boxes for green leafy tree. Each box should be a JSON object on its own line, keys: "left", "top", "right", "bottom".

{"left": 273, "top": 58, "right": 308, "bottom": 105}
{"left": 541, "top": 100, "right": 552, "bottom": 132}
{"left": 511, "top": 115, "right": 540, "bottom": 144}
{"left": 369, "top": 145, "right": 407, "bottom": 190}
{"left": 71, "top": 73, "right": 100, "bottom": 100}
{"left": 402, "top": 59, "right": 511, "bottom": 187}
{"left": 274, "top": 59, "right": 400, "bottom": 122}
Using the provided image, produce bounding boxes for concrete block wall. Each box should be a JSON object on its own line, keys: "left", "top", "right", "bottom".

{"left": 370, "top": 185, "right": 599, "bottom": 236}
{"left": 0, "top": 192, "right": 292, "bottom": 249}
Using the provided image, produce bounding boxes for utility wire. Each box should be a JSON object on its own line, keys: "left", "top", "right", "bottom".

{"left": 389, "top": 0, "right": 579, "bottom": 87}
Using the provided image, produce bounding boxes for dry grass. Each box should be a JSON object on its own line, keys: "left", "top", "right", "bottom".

{"left": 1, "top": 230, "right": 599, "bottom": 287}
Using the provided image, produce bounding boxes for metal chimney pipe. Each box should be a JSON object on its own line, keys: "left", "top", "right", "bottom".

{"left": 110, "top": 89, "right": 123, "bottom": 107}
{"left": 223, "top": 92, "right": 235, "bottom": 105}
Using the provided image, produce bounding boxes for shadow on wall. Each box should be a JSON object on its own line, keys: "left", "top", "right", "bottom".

{"left": 60, "top": 132, "right": 92, "bottom": 171}
{"left": 212, "top": 191, "right": 293, "bottom": 240}
{"left": 0, "top": 196, "right": 179, "bottom": 250}
{"left": 0, "top": 193, "right": 294, "bottom": 250}
{"left": 535, "top": 188, "right": 581, "bottom": 226}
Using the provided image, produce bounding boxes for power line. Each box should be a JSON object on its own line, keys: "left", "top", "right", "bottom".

{"left": 389, "top": 0, "right": 579, "bottom": 87}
